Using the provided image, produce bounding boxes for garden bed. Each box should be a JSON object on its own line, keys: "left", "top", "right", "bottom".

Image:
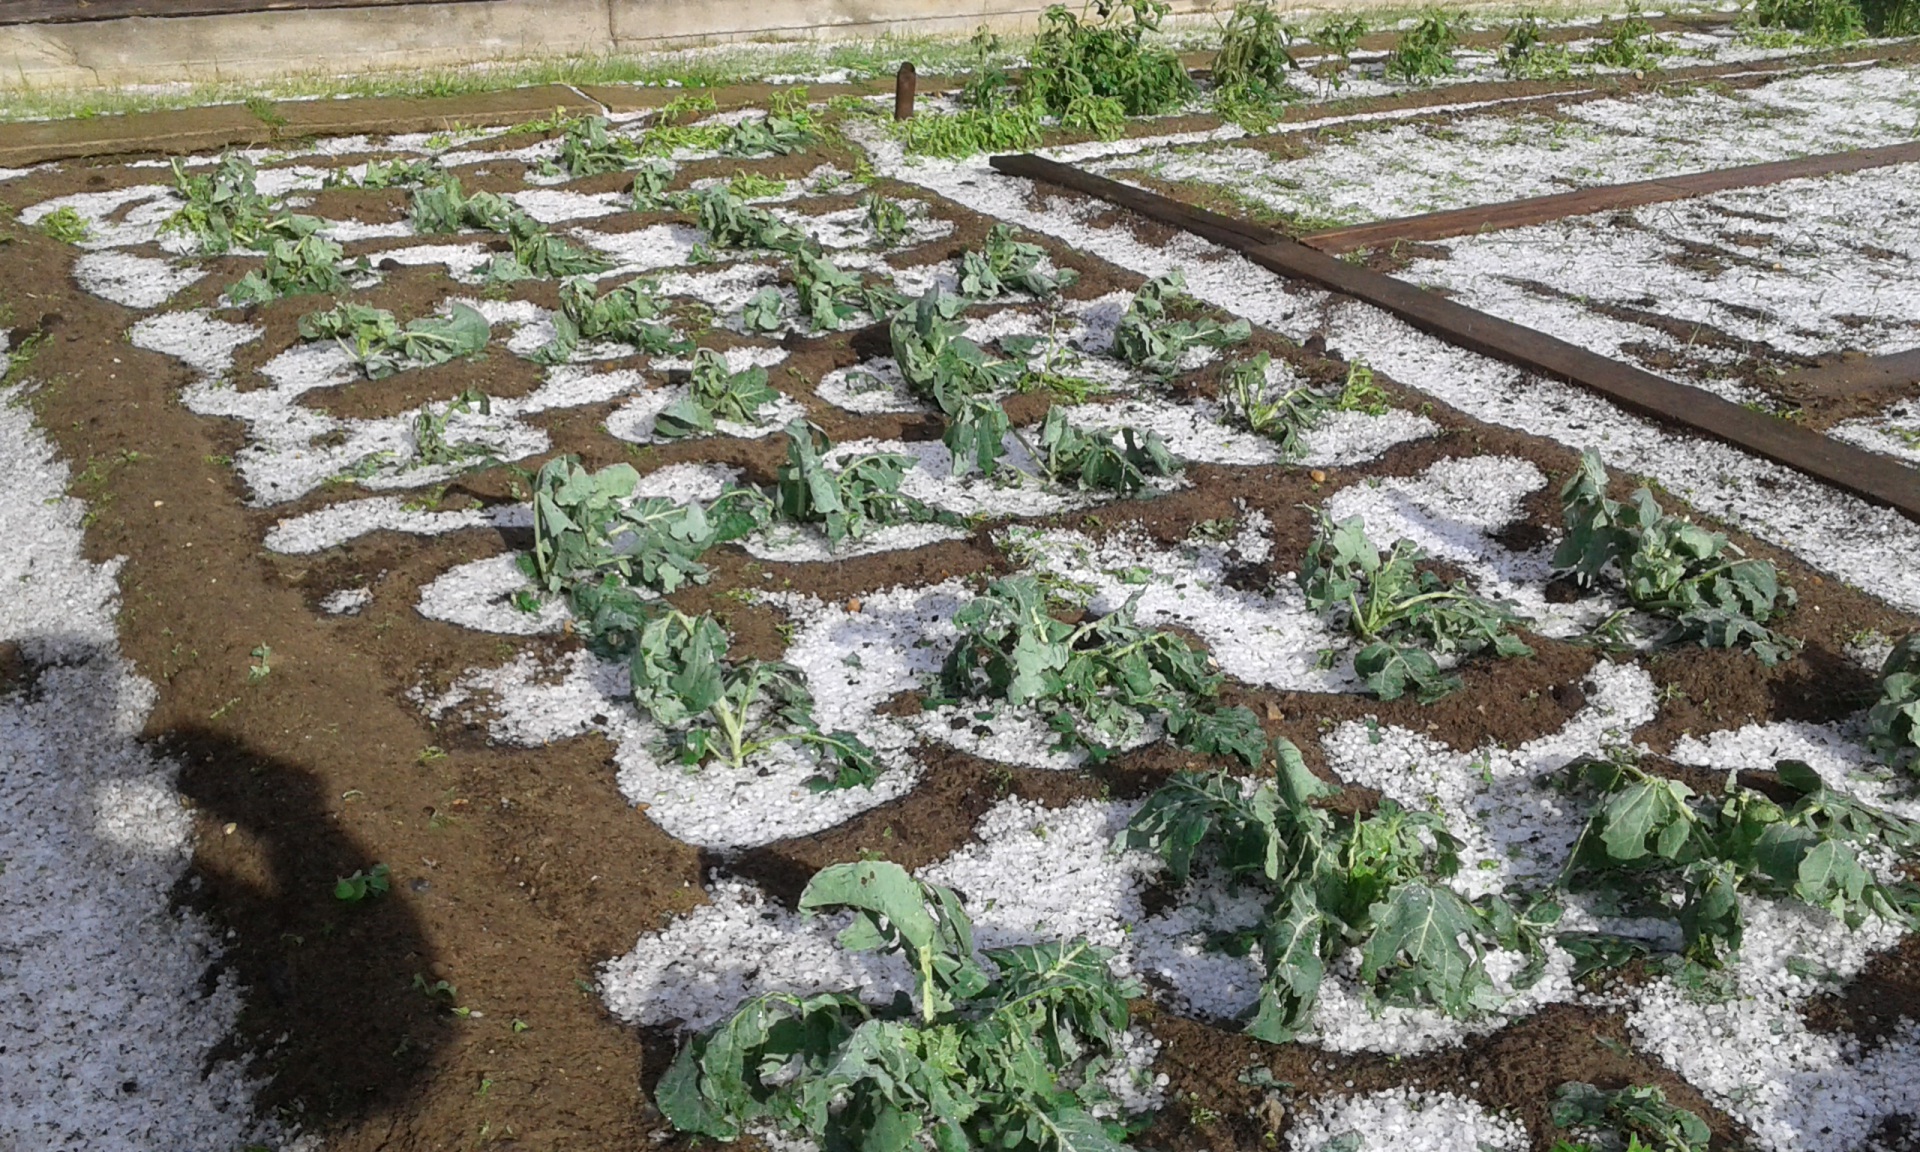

{"left": 3, "top": 16, "right": 1920, "bottom": 1152}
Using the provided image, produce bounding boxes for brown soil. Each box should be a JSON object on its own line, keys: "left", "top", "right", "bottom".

{"left": 5, "top": 78, "right": 1918, "bottom": 1152}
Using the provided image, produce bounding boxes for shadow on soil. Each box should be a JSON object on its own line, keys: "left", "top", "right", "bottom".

{"left": 165, "top": 726, "right": 454, "bottom": 1136}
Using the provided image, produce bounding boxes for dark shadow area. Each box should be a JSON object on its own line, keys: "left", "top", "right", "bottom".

{"left": 161, "top": 725, "right": 454, "bottom": 1135}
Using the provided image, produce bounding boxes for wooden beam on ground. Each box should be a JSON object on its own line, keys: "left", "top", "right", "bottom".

{"left": 990, "top": 151, "right": 1920, "bottom": 522}
{"left": 1298, "top": 139, "right": 1920, "bottom": 253}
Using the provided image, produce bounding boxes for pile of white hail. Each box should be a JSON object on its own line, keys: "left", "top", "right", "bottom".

{"left": 10, "top": 47, "right": 1920, "bottom": 1150}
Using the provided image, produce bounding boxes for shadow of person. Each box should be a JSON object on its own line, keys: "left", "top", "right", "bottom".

{"left": 166, "top": 725, "right": 455, "bottom": 1135}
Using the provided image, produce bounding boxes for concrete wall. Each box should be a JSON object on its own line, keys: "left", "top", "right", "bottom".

{"left": 0, "top": 0, "right": 1231, "bottom": 91}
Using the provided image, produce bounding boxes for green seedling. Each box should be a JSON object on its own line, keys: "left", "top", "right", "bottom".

{"left": 335, "top": 863, "right": 391, "bottom": 904}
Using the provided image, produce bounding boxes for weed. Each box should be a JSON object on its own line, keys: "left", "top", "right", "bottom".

{"left": 243, "top": 95, "right": 288, "bottom": 129}
{"left": 38, "top": 206, "right": 90, "bottom": 244}
{"left": 334, "top": 863, "right": 391, "bottom": 904}
{"left": 247, "top": 644, "right": 272, "bottom": 683}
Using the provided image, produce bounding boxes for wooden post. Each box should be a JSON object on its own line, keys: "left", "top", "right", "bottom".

{"left": 894, "top": 61, "right": 917, "bottom": 121}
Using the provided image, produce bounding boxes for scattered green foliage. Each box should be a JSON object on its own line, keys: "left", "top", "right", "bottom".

{"left": 37, "top": 206, "right": 90, "bottom": 244}
{"left": 1211, "top": 1, "right": 1302, "bottom": 128}
{"left": 694, "top": 186, "right": 809, "bottom": 253}
{"left": 1552, "top": 1082, "right": 1710, "bottom": 1152}
{"left": 334, "top": 863, "right": 391, "bottom": 904}
{"left": 409, "top": 388, "right": 497, "bottom": 467}
{"left": 864, "top": 192, "right": 913, "bottom": 245}
{"left": 624, "top": 606, "right": 881, "bottom": 785}
{"left": 547, "top": 114, "right": 643, "bottom": 177}
{"left": 792, "top": 247, "right": 905, "bottom": 331}
{"left": 720, "top": 89, "right": 819, "bottom": 157}
{"left": 1753, "top": 0, "right": 1869, "bottom": 39}
{"left": 533, "top": 275, "right": 687, "bottom": 364}
{"left": 1300, "top": 515, "right": 1532, "bottom": 702}
{"left": 725, "top": 170, "right": 788, "bottom": 199}
{"left": 1557, "top": 754, "right": 1920, "bottom": 967}
{"left": 409, "top": 177, "right": 520, "bottom": 234}
{"left": 1033, "top": 407, "right": 1182, "bottom": 494}
{"left": 326, "top": 157, "right": 441, "bottom": 189}
{"left": 1113, "top": 271, "right": 1252, "bottom": 375}
{"left": 891, "top": 288, "right": 1024, "bottom": 475}
{"left": 1582, "top": 3, "right": 1668, "bottom": 69}
{"left": 657, "top": 348, "right": 781, "bottom": 438}
{"left": 630, "top": 157, "right": 678, "bottom": 209}
{"left": 1025, "top": 0, "right": 1195, "bottom": 120}
{"left": 1312, "top": 15, "right": 1370, "bottom": 62}
{"left": 162, "top": 153, "right": 318, "bottom": 254}
{"left": 226, "top": 230, "right": 349, "bottom": 304}
{"left": 1386, "top": 9, "right": 1463, "bottom": 84}
{"left": 1501, "top": 10, "right": 1575, "bottom": 78}
{"left": 937, "top": 574, "right": 1246, "bottom": 762}
{"left": 775, "top": 420, "right": 961, "bottom": 549}
{"left": 658, "top": 860, "right": 1150, "bottom": 1146}
{"left": 1219, "top": 352, "right": 1329, "bottom": 458}
{"left": 1868, "top": 633, "right": 1920, "bottom": 774}
{"left": 298, "top": 301, "right": 492, "bottom": 379}
{"left": 959, "top": 223, "right": 1078, "bottom": 298}
{"left": 1126, "top": 751, "right": 1560, "bottom": 1041}
{"left": 891, "top": 101, "right": 1045, "bottom": 160}
{"left": 1554, "top": 451, "right": 1798, "bottom": 664}
{"left": 528, "top": 455, "right": 767, "bottom": 604}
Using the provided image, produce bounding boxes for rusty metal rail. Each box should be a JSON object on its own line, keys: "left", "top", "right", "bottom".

{"left": 990, "top": 151, "right": 1920, "bottom": 522}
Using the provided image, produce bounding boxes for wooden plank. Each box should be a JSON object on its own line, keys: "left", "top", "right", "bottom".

{"left": 1300, "top": 140, "right": 1920, "bottom": 253}
{"left": 0, "top": 0, "right": 491, "bottom": 25}
{"left": 991, "top": 151, "right": 1920, "bottom": 522}
{"left": 1782, "top": 348, "right": 1920, "bottom": 399}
